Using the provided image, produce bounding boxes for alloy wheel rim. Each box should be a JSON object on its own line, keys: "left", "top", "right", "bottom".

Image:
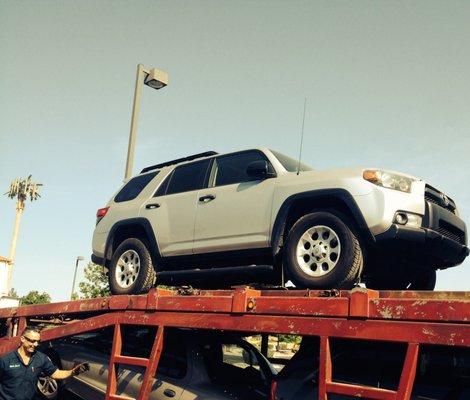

{"left": 38, "top": 376, "right": 58, "bottom": 395}
{"left": 296, "top": 225, "right": 341, "bottom": 277}
{"left": 116, "top": 250, "right": 141, "bottom": 288}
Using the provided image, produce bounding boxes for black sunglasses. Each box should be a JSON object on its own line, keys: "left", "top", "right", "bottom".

{"left": 23, "top": 336, "right": 41, "bottom": 344}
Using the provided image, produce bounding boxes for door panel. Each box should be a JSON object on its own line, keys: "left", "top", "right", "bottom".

{"left": 140, "top": 192, "right": 199, "bottom": 257}
{"left": 193, "top": 151, "right": 276, "bottom": 254}
{"left": 193, "top": 180, "right": 275, "bottom": 253}
{"left": 139, "top": 159, "right": 211, "bottom": 257}
{"left": 118, "top": 369, "right": 185, "bottom": 400}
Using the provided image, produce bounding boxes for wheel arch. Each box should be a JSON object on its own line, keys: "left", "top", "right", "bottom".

{"left": 271, "top": 189, "right": 375, "bottom": 257}
{"left": 104, "top": 218, "right": 160, "bottom": 265}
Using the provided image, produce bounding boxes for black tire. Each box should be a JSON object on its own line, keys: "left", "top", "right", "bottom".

{"left": 109, "top": 238, "right": 156, "bottom": 295}
{"left": 283, "top": 212, "right": 363, "bottom": 289}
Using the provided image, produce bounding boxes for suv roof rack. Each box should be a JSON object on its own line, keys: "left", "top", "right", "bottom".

{"left": 140, "top": 151, "right": 218, "bottom": 173}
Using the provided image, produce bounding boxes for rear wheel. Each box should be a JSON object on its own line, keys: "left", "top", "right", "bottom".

{"left": 109, "top": 238, "right": 156, "bottom": 295}
{"left": 283, "top": 212, "right": 363, "bottom": 289}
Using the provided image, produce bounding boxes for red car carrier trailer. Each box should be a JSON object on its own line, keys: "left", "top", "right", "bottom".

{"left": 1, "top": 287, "right": 470, "bottom": 400}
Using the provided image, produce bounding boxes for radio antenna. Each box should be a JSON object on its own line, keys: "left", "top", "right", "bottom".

{"left": 297, "top": 97, "right": 307, "bottom": 175}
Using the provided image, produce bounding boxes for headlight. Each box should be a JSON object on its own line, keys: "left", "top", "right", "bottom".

{"left": 363, "top": 170, "right": 415, "bottom": 193}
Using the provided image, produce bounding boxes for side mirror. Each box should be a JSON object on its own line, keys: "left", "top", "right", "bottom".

{"left": 246, "top": 161, "right": 276, "bottom": 179}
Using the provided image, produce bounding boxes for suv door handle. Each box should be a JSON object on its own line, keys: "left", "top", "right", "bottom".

{"left": 199, "top": 194, "right": 216, "bottom": 203}
{"left": 163, "top": 389, "right": 176, "bottom": 397}
{"left": 145, "top": 203, "right": 160, "bottom": 209}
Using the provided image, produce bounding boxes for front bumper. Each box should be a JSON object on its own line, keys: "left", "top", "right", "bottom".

{"left": 375, "top": 202, "right": 469, "bottom": 268}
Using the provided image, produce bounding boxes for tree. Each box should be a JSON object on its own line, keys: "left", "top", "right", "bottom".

{"left": 21, "top": 290, "right": 51, "bottom": 305}
{"left": 8, "top": 288, "right": 19, "bottom": 298}
{"left": 77, "top": 262, "right": 110, "bottom": 299}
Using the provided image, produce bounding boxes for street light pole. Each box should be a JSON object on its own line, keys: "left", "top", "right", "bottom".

{"left": 124, "top": 63, "right": 168, "bottom": 180}
{"left": 125, "top": 64, "right": 146, "bottom": 180}
{"left": 71, "top": 256, "right": 85, "bottom": 299}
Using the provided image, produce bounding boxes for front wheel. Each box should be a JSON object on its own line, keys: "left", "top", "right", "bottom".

{"left": 109, "top": 238, "right": 156, "bottom": 295}
{"left": 283, "top": 212, "right": 363, "bottom": 289}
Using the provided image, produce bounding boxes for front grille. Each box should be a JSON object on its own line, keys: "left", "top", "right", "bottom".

{"left": 437, "top": 221, "right": 465, "bottom": 245}
{"left": 425, "top": 185, "right": 456, "bottom": 214}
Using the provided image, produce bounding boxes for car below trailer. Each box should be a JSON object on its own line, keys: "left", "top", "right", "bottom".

{"left": 1, "top": 287, "right": 470, "bottom": 400}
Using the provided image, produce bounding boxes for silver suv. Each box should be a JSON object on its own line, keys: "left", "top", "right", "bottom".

{"left": 92, "top": 149, "right": 468, "bottom": 294}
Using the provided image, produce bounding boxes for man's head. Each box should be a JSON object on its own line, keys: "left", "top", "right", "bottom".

{"left": 20, "top": 326, "right": 41, "bottom": 355}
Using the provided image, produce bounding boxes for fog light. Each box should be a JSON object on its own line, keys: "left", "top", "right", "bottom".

{"left": 394, "top": 212, "right": 422, "bottom": 227}
{"left": 395, "top": 213, "right": 408, "bottom": 225}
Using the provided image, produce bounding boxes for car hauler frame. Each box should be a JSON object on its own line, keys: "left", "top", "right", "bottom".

{"left": 1, "top": 287, "right": 470, "bottom": 400}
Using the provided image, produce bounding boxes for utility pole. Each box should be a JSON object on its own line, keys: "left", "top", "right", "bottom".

{"left": 3, "top": 175, "right": 42, "bottom": 294}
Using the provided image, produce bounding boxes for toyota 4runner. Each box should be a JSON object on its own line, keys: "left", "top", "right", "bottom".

{"left": 92, "top": 148, "right": 468, "bottom": 294}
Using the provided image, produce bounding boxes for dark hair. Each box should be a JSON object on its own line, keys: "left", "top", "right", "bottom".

{"left": 21, "top": 326, "right": 41, "bottom": 336}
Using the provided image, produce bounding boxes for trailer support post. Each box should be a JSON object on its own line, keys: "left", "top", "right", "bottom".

{"left": 318, "top": 336, "right": 331, "bottom": 400}
{"left": 105, "top": 323, "right": 123, "bottom": 399}
{"left": 396, "top": 343, "right": 419, "bottom": 400}
{"left": 137, "top": 326, "right": 164, "bottom": 400}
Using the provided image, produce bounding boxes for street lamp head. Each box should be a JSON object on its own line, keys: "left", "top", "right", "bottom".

{"left": 144, "top": 68, "right": 168, "bottom": 90}
{"left": 76, "top": 256, "right": 85, "bottom": 261}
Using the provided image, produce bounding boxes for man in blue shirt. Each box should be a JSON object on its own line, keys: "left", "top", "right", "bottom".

{"left": 0, "top": 326, "right": 89, "bottom": 400}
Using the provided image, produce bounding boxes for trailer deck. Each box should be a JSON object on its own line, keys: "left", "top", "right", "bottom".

{"left": 1, "top": 287, "right": 469, "bottom": 400}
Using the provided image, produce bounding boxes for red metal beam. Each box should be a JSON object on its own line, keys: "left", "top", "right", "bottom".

{"left": 105, "top": 324, "right": 123, "bottom": 399}
{"left": 326, "top": 382, "right": 396, "bottom": 400}
{"left": 2, "top": 289, "right": 470, "bottom": 325}
{"left": 114, "top": 355, "right": 149, "bottom": 368}
{"left": 369, "top": 298, "right": 470, "bottom": 322}
{"left": 0, "top": 313, "right": 119, "bottom": 354}
{"left": 107, "top": 395, "right": 133, "bottom": 400}
{"left": 318, "top": 337, "right": 331, "bottom": 400}
{"left": 137, "top": 326, "right": 164, "bottom": 400}
{"left": 396, "top": 343, "right": 419, "bottom": 400}
{"left": 115, "top": 311, "right": 470, "bottom": 346}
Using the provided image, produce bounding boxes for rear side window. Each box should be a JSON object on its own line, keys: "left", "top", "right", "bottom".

{"left": 165, "top": 159, "right": 211, "bottom": 196}
{"left": 214, "top": 151, "right": 273, "bottom": 187}
{"left": 114, "top": 172, "right": 158, "bottom": 203}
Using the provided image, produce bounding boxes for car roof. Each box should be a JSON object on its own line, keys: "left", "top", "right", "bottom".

{"left": 140, "top": 148, "right": 271, "bottom": 175}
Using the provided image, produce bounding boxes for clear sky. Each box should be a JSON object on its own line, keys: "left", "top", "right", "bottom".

{"left": 1, "top": 1, "right": 469, "bottom": 301}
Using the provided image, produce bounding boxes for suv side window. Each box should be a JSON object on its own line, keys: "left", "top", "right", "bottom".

{"left": 121, "top": 327, "right": 187, "bottom": 379}
{"left": 154, "top": 171, "right": 172, "bottom": 197}
{"left": 69, "top": 327, "right": 114, "bottom": 354}
{"left": 161, "top": 159, "right": 211, "bottom": 196}
{"left": 212, "top": 151, "right": 273, "bottom": 187}
{"left": 115, "top": 172, "right": 158, "bottom": 203}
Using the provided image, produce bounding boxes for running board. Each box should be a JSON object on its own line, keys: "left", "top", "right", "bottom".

{"left": 156, "top": 265, "right": 274, "bottom": 285}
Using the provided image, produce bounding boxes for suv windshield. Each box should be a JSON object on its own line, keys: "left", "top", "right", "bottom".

{"left": 270, "top": 150, "right": 313, "bottom": 172}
